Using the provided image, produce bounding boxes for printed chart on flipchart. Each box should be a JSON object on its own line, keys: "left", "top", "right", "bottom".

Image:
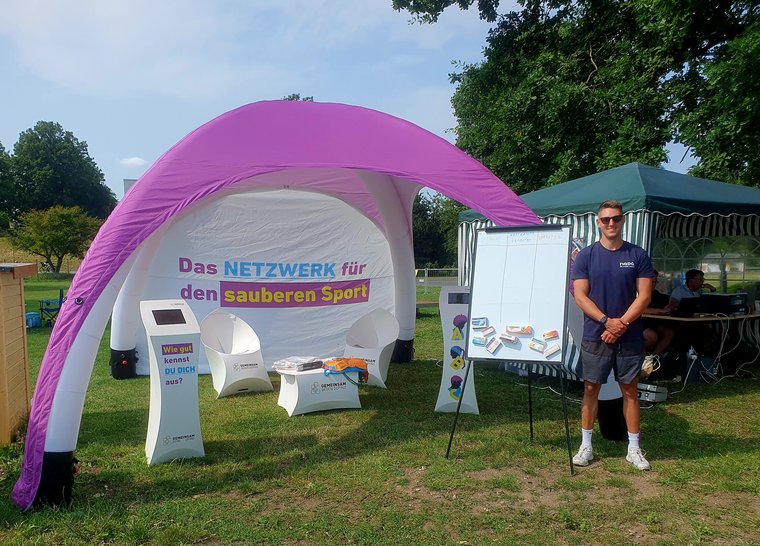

{"left": 465, "top": 226, "right": 571, "bottom": 363}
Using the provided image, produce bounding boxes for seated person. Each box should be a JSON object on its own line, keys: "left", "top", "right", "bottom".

{"left": 642, "top": 270, "right": 675, "bottom": 377}
{"left": 666, "top": 269, "right": 721, "bottom": 360}
{"left": 668, "top": 269, "right": 717, "bottom": 311}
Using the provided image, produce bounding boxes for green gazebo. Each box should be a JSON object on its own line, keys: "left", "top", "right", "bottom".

{"left": 460, "top": 162, "right": 760, "bottom": 285}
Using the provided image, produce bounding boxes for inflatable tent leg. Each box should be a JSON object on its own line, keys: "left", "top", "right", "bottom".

{"left": 109, "top": 226, "right": 167, "bottom": 379}
{"left": 109, "top": 348, "right": 137, "bottom": 379}
{"left": 391, "top": 339, "right": 414, "bottom": 362}
{"left": 35, "top": 451, "right": 77, "bottom": 507}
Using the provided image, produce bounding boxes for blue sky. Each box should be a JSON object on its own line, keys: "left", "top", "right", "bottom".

{"left": 1, "top": 1, "right": 691, "bottom": 200}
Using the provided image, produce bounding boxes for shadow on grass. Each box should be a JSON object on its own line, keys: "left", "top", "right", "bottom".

{"left": 25, "top": 362, "right": 753, "bottom": 511}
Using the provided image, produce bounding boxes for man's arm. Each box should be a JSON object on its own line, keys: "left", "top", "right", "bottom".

{"left": 621, "top": 277, "right": 653, "bottom": 325}
{"left": 573, "top": 278, "right": 626, "bottom": 342}
{"left": 573, "top": 278, "right": 604, "bottom": 322}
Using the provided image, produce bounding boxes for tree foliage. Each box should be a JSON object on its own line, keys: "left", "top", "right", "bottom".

{"left": 9, "top": 121, "right": 117, "bottom": 219}
{"left": 9, "top": 206, "right": 101, "bottom": 273}
{"left": 676, "top": 19, "right": 760, "bottom": 186}
{"left": 413, "top": 193, "right": 466, "bottom": 266}
{"left": 0, "top": 142, "right": 11, "bottom": 231}
{"left": 392, "top": 0, "right": 501, "bottom": 22}
{"left": 282, "top": 93, "right": 314, "bottom": 101}
{"left": 395, "top": 0, "right": 760, "bottom": 190}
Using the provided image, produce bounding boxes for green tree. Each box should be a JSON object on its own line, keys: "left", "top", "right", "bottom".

{"left": 9, "top": 206, "right": 101, "bottom": 273}
{"left": 392, "top": 0, "right": 500, "bottom": 22}
{"left": 429, "top": 194, "right": 466, "bottom": 265}
{"left": 413, "top": 193, "right": 465, "bottom": 267}
{"left": 282, "top": 93, "right": 314, "bottom": 101}
{"left": 10, "top": 121, "right": 117, "bottom": 219}
{"left": 412, "top": 193, "right": 439, "bottom": 267}
{"left": 675, "top": 20, "right": 760, "bottom": 186}
{"left": 395, "top": 1, "right": 759, "bottom": 190}
{"left": 450, "top": 1, "right": 671, "bottom": 193}
{"left": 0, "top": 142, "right": 11, "bottom": 232}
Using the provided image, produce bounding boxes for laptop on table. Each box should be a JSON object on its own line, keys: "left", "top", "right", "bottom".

{"left": 671, "top": 297, "right": 702, "bottom": 317}
{"left": 673, "top": 293, "right": 750, "bottom": 317}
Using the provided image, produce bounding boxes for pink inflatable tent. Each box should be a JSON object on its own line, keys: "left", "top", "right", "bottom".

{"left": 13, "top": 100, "right": 539, "bottom": 509}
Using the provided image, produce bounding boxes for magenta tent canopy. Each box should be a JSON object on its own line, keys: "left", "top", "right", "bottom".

{"left": 13, "top": 100, "right": 539, "bottom": 510}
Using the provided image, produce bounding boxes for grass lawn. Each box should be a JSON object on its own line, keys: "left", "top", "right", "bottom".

{"left": 0, "top": 280, "right": 759, "bottom": 544}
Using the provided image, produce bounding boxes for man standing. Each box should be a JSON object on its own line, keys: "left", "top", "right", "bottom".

{"left": 571, "top": 200, "right": 655, "bottom": 470}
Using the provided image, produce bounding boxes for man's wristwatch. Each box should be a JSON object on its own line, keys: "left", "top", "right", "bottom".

{"left": 599, "top": 315, "right": 609, "bottom": 326}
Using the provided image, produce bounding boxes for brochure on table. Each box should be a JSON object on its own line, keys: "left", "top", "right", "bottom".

{"left": 465, "top": 226, "right": 571, "bottom": 366}
{"left": 435, "top": 286, "right": 479, "bottom": 414}
{"left": 140, "top": 299, "right": 205, "bottom": 465}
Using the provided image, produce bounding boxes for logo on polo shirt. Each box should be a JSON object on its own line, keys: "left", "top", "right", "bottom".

{"left": 619, "top": 261, "right": 635, "bottom": 268}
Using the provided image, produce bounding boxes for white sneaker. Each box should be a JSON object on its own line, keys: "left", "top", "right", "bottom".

{"left": 626, "top": 447, "right": 651, "bottom": 470}
{"left": 640, "top": 354, "right": 660, "bottom": 379}
{"left": 572, "top": 445, "right": 594, "bottom": 466}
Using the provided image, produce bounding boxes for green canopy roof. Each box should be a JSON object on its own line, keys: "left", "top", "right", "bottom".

{"left": 462, "top": 163, "right": 760, "bottom": 220}
{"left": 522, "top": 162, "right": 760, "bottom": 216}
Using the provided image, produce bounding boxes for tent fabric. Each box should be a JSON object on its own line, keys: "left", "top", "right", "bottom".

{"left": 657, "top": 214, "right": 760, "bottom": 239}
{"left": 125, "top": 189, "right": 399, "bottom": 374}
{"left": 14, "top": 100, "right": 540, "bottom": 510}
{"left": 518, "top": 162, "right": 760, "bottom": 217}
{"left": 540, "top": 211, "right": 659, "bottom": 253}
{"left": 460, "top": 162, "right": 760, "bottom": 267}
{"left": 459, "top": 210, "right": 657, "bottom": 284}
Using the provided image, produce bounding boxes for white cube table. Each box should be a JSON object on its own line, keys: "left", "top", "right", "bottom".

{"left": 276, "top": 368, "right": 361, "bottom": 416}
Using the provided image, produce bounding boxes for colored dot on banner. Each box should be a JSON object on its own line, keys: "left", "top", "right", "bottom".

{"left": 453, "top": 314, "right": 468, "bottom": 329}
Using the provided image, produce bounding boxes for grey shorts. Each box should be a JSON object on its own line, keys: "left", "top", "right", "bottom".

{"left": 580, "top": 340, "right": 645, "bottom": 385}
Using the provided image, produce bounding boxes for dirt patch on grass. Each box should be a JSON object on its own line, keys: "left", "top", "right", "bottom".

{"left": 258, "top": 486, "right": 323, "bottom": 516}
{"left": 395, "top": 465, "right": 445, "bottom": 512}
{"left": 396, "top": 462, "right": 760, "bottom": 544}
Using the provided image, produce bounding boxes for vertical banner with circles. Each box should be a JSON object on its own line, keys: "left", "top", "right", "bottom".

{"left": 435, "top": 286, "right": 478, "bottom": 414}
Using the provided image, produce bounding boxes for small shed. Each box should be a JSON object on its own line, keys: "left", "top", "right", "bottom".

{"left": 0, "top": 263, "right": 37, "bottom": 445}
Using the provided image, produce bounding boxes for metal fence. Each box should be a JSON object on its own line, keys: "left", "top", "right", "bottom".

{"left": 415, "top": 268, "right": 458, "bottom": 294}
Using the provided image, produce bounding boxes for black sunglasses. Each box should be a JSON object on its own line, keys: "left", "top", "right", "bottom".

{"left": 598, "top": 215, "right": 623, "bottom": 224}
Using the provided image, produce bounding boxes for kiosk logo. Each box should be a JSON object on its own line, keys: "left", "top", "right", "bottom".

{"left": 311, "top": 381, "right": 347, "bottom": 394}
{"left": 163, "top": 433, "right": 196, "bottom": 445}
{"left": 233, "top": 362, "right": 259, "bottom": 372}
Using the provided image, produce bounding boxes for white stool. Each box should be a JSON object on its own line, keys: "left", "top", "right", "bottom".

{"left": 276, "top": 368, "right": 361, "bottom": 416}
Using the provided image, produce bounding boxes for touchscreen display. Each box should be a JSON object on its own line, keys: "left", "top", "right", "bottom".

{"left": 448, "top": 292, "right": 470, "bottom": 305}
{"left": 152, "top": 309, "right": 186, "bottom": 325}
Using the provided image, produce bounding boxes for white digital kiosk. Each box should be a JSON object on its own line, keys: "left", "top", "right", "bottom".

{"left": 435, "top": 286, "right": 478, "bottom": 414}
{"left": 140, "top": 299, "right": 205, "bottom": 465}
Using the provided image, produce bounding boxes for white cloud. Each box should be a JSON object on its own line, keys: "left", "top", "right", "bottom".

{"left": 119, "top": 157, "right": 149, "bottom": 168}
{"left": 0, "top": 0, "right": 285, "bottom": 99}
{"left": 0, "top": 0, "right": 512, "bottom": 197}
{"left": 0, "top": 0, "right": 499, "bottom": 101}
